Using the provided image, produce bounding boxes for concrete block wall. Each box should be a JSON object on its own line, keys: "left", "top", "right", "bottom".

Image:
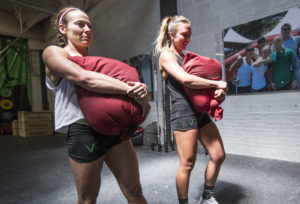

{"left": 216, "top": 91, "right": 300, "bottom": 162}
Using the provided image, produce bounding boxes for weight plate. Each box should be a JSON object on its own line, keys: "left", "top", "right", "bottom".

{"left": 0, "top": 99, "right": 13, "bottom": 110}
{"left": 2, "top": 122, "right": 12, "bottom": 134}
{"left": 0, "top": 88, "right": 12, "bottom": 98}
{"left": 0, "top": 111, "right": 15, "bottom": 122}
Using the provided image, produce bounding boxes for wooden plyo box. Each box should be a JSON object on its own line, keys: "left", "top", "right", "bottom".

{"left": 17, "top": 120, "right": 53, "bottom": 129}
{"left": 12, "top": 120, "right": 19, "bottom": 136}
{"left": 18, "top": 128, "right": 53, "bottom": 138}
{"left": 18, "top": 111, "right": 52, "bottom": 121}
{"left": 12, "top": 111, "right": 54, "bottom": 138}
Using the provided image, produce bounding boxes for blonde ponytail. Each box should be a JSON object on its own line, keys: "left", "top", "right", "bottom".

{"left": 154, "top": 16, "right": 190, "bottom": 55}
{"left": 154, "top": 17, "right": 172, "bottom": 55}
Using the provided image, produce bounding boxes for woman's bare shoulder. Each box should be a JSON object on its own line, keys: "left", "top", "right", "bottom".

{"left": 44, "top": 45, "right": 63, "bottom": 51}
{"left": 160, "top": 49, "right": 175, "bottom": 58}
{"left": 43, "top": 45, "right": 69, "bottom": 58}
{"left": 43, "top": 46, "right": 68, "bottom": 83}
{"left": 159, "top": 49, "right": 177, "bottom": 64}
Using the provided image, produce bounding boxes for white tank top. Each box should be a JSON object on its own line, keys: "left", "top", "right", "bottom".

{"left": 45, "top": 76, "right": 84, "bottom": 133}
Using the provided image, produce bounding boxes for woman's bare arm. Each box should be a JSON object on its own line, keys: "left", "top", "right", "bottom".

{"left": 253, "top": 56, "right": 269, "bottom": 68}
{"left": 43, "top": 45, "right": 144, "bottom": 96}
{"left": 159, "top": 50, "right": 227, "bottom": 90}
{"left": 229, "top": 56, "right": 243, "bottom": 75}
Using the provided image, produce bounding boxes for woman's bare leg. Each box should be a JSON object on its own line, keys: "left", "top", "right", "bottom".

{"left": 174, "top": 129, "right": 199, "bottom": 199}
{"left": 105, "top": 140, "right": 147, "bottom": 204}
{"left": 198, "top": 121, "right": 226, "bottom": 187}
{"left": 69, "top": 156, "right": 105, "bottom": 204}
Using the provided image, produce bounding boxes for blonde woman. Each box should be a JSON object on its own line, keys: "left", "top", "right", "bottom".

{"left": 154, "top": 16, "right": 227, "bottom": 204}
{"left": 252, "top": 44, "right": 272, "bottom": 92}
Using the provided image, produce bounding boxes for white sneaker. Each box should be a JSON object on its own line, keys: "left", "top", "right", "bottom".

{"left": 199, "top": 196, "right": 219, "bottom": 204}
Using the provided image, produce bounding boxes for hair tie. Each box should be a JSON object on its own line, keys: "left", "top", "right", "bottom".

{"left": 165, "top": 17, "right": 172, "bottom": 33}
{"left": 166, "top": 17, "right": 172, "bottom": 24}
{"left": 58, "top": 8, "right": 79, "bottom": 27}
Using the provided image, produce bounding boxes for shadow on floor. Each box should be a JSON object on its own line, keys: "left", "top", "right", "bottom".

{"left": 191, "top": 181, "right": 246, "bottom": 204}
{"left": 215, "top": 181, "right": 247, "bottom": 204}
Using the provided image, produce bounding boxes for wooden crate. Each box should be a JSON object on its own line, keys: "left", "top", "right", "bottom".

{"left": 12, "top": 120, "right": 19, "bottom": 136}
{"left": 18, "top": 128, "right": 53, "bottom": 138}
{"left": 18, "top": 111, "right": 53, "bottom": 121}
{"left": 11, "top": 115, "right": 54, "bottom": 137}
{"left": 18, "top": 120, "right": 53, "bottom": 129}
{"left": 12, "top": 128, "right": 19, "bottom": 136}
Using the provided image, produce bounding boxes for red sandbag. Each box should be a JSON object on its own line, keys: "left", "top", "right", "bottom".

{"left": 182, "top": 51, "right": 224, "bottom": 121}
{"left": 68, "top": 56, "right": 148, "bottom": 137}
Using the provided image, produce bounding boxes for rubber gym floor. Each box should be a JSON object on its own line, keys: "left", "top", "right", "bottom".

{"left": 0, "top": 134, "right": 299, "bottom": 204}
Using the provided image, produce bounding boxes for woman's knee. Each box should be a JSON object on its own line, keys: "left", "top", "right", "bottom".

{"left": 179, "top": 158, "right": 196, "bottom": 173}
{"left": 125, "top": 182, "right": 144, "bottom": 199}
{"left": 78, "top": 193, "right": 98, "bottom": 204}
{"left": 210, "top": 151, "right": 226, "bottom": 165}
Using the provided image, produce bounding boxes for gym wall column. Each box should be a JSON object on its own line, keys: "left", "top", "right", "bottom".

{"left": 159, "top": 0, "right": 177, "bottom": 152}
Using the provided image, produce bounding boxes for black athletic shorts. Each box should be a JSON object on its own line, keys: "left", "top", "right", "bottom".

{"left": 170, "top": 112, "right": 212, "bottom": 131}
{"left": 66, "top": 123, "right": 129, "bottom": 162}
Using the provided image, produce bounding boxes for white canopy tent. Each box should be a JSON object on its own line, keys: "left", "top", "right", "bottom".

{"left": 224, "top": 28, "right": 252, "bottom": 43}
{"left": 264, "top": 7, "right": 300, "bottom": 37}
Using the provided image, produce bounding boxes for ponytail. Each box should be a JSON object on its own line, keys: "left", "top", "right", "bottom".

{"left": 154, "top": 16, "right": 190, "bottom": 55}
{"left": 154, "top": 17, "right": 172, "bottom": 55}
{"left": 56, "top": 33, "right": 67, "bottom": 47}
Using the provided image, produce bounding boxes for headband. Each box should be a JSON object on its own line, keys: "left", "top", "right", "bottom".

{"left": 58, "top": 8, "right": 79, "bottom": 27}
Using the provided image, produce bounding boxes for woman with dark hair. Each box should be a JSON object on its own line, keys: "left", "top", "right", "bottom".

{"left": 43, "top": 7, "right": 148, "bottom": 204}
{"left": 229, "top": 45, "right": 254, "bottom": 94}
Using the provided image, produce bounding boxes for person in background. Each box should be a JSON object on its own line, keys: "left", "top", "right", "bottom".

{"left": 154, "top": 15, "right": 227, "bottom": 204}
{"left": 229, "top": 44, "right": 254, "bottom": 94}
{"left": 281, "top": 23, "right": 300, "bottom": 54}
{"left": 43, "top": 7, "right": 149, "bottom": 204}
{"left": 281, "top": 23, "right": 300, "bottom": 89}
{"left": 253, "top": 36, "right": 267, "bottom": 60}
{"left": 251, "top": 44, "right": 272, "bottom": 92}
{"left": 268, "top": 36, "right": 298, "bottom": 91}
